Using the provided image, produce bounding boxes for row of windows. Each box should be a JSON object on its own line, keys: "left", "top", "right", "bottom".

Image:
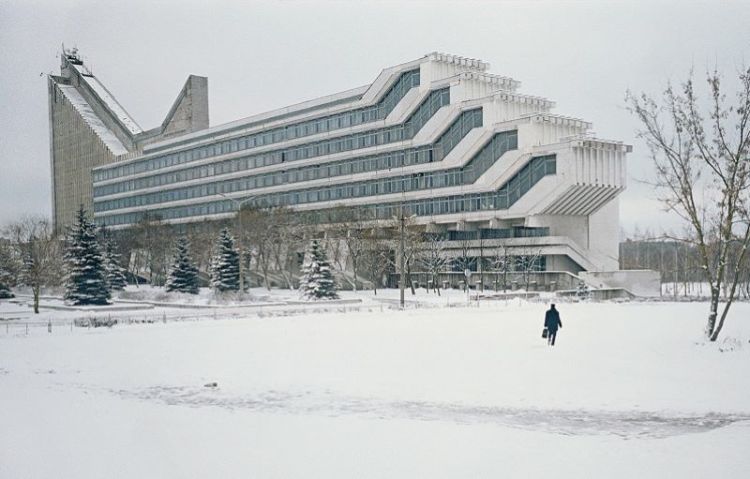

{"left": 98, "top": 155, "right": 556, "bottom": 226}
{"left": 94, "top": 109, "right": 484, "bottom": 211}
{"left": 94, "top": 124, "right": 511, "bottom": 214}
{"left": 296, "top": 155, "right": 556, "bottom": 221}
{"left": 93, "top": 69, "right": 421, "bottom": 182}
{"left": 94, "top": 88, "right": 450, "bottom": 197}
{"left": 443, "top": 227, "right": 550, "bottom": 241}
{"left": 96, "top": 128, "right": 517, "bottom": 214}
{"left": 442, "top": 255, "right": 547, "bottom": 273}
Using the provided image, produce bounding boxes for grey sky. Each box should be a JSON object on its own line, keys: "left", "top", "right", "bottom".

{"left": 1, "top": 0, "right": 748, "bottom": 235}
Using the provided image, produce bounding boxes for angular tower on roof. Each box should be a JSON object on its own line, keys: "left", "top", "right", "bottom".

{"left": 47, "top": 46, "right": 209, "bottom": 228}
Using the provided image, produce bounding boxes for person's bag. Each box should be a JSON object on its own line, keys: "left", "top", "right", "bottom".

{"left": 542, "top": 327, "right": 549, "bottom": 339}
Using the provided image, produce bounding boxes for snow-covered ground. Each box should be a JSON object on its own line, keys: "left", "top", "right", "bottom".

{"left": 1, "top": 294, "right": 749, "bottom": 478}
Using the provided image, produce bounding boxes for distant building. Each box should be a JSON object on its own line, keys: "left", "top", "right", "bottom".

{"left": 49, "top": 49, "right": 630, "bottom": 275}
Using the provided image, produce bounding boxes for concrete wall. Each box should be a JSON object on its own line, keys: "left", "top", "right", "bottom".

{"left": 160, "top": 75, "right": 209, "bottom": 139}
{"left": 587, "top": 197, "right": 620, "bottom": 271}
{"left": 579, "top": 269, "right": 661, "bottom": 297}
{"left": 545, "top": 255, "right": 583, "bottom": 273}
{"left": 49, "top": 80, "right": 120, "bottom": 227}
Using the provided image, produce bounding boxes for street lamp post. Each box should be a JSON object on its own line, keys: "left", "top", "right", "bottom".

{"left": 464, "top": 268, "right": 472, "bottom": 304}
{"left": 399, "top": 206, "right": 405, "bottom": 309}
{"left": 219, "top": 193, "right": 263, "bottom": 293}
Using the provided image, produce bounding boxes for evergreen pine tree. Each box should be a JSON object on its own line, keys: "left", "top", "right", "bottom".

{"left": 0, "top": 267, "right": 13, "bottom": 299}
{"left": 166, "top": 236, "right": 200, "bottom": 294}
{"left": 0, "top": 246, "right": 15, "bottom": 299}
{"left": 64, "top": 207, "right": 110, "bottom": 305}
{"left": 299, "top": 239, "right": 338, "bottom": 300}
{"left": 210, "top": 228, "right": 240, "bottom": 292}
{"left": 576, "top": 280, "right": 591, "bottom": 300}
{"left": 101, "top": 228, "right": 127, "bottom": 291}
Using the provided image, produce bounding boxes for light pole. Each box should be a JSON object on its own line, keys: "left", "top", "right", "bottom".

{"left": 219, "top": 193, "right": 264, "bottom": 293}
{"left": 464, "top": 268, "right": 471, "bottom": 304}
{"left": 399, "top": 206, "right": 405, "bottom": 309}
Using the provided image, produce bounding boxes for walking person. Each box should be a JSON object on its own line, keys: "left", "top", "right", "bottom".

{"left": 544, "top": 304, "right": 563, "bottom": 346}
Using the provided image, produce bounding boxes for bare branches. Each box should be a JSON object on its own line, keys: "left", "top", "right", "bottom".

{"left": 3, "top": 216, "right": 62, "bottom": 313}
{"left": 418, "top": 234, "right": 449, "bottom": 295}
{"left": 628, "top": 66, "right": 750, "bottom": 340}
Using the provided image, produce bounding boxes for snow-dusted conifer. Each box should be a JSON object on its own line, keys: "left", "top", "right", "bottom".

{"left": 576, "top": 280, "right": 590, "bottom": 300}
{"left": 64, "top": 207, "right": 110, "bottom": 305}
{"left": 299, "top": 239, "right": 338, "bottom": 300}
{"left": 210, "top": 228, "right": 240, "bottom": 292}
{"left": 0, "top": 245, "right": 14, "bottom": 299}
{"left": 101, "top": 229, "right": 127, "bottom": 291}
{"left": 166, "top": 236, "right": 199, "bottom": 294}
{"left": 0, "top": 267, "right": 13, "bottom": 299}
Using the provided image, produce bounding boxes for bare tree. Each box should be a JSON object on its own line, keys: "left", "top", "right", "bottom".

{"left": 185, "top": 220, "right": 221, "bottom": 276}
{"left": 517, "top": 247, "right": 543, "bottom": 291}
{"left": 4, "top": 216, "right": 62, "bottom": 313}
{"left": 361, "top": 227, "right": 391, "bottom": 295}
{"left": 325, "top": 231, "right": 348, "bottom": 287}
{"left": 326, "top": 206, "right": 370, "bottom": 291}
{"left": 419, "top": 233, "right": 449, "bottom": 295}
{"left": 452, "top": 235, "right": 474, "bottom": 291}
{"left": 627, "top": 67, "right": 750, "bottom": 341}
{"left": 386, "top": 214, "right": 423, "bottom": 295}
{"left": 343, "top": 226, "right": 368, "bottom": 292}
{"left": 240, "top": 206, "right": 274, "bottom": 289}
{"left": 489, "top": 243, "right": 512, "bottom": 292}
{"left": 125, "top": 214, "right": 170, "bottom": 286}
{"left": 267, "top": 207, "right": 306, "bottom": 290}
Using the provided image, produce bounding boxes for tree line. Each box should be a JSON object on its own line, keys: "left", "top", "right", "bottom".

{"left": 0, "top": 203, "right": 548, "bottom": 310}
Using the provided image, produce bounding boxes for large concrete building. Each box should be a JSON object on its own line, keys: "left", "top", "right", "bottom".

{"left": 49, "top": 49, "right": 632, "bottom": 278}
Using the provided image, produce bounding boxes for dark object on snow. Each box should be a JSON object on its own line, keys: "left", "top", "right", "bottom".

{"left": 74, "top": 316, "right": 117, "bottom": 328}
{"left": 544, "top": 304, "right": 563, "bottom": 346}
{"left": 204, "top": 382, "right": 218, "bottom": 388}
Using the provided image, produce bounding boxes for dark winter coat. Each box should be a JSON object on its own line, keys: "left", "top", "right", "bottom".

{"left": 544, "top": 308, "right": 562, "bottom": 331}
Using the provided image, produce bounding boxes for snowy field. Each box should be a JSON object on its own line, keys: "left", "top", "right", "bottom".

{"left": 1, "top": 294, "right": 750, "bottom": 478}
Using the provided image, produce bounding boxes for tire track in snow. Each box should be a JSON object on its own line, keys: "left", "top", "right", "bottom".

{"left": 111, "top": 385, "right": 750, "bottom": 439}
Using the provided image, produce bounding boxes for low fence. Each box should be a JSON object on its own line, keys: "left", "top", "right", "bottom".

{"left": 0, "top": 302, "right": 403, "bottom": 336}
{"left": 1, "top": 291, "right": 613, "bottom": 337}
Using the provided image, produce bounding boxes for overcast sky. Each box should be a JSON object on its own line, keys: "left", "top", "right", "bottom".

{"left": 1, "top": 0, "right": 748, "bottom": 235}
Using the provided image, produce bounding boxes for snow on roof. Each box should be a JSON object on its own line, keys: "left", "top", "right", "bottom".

{"left": 57, "top": 84, "right": 129, "bottom": 156}
{"left": 72, "top": 64, "right": 143, "bottom": 135}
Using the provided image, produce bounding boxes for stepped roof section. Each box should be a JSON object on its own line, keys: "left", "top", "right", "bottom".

{"left": 141, "top": 51, "right": 521, "bottom": 155}
{"left": 425, "top": 51, "right": 490, "bottom": 71}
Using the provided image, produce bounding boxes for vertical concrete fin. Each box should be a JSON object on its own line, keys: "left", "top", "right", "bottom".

{"left": 160, "top": 75, "right": 209, "bottom": 138}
